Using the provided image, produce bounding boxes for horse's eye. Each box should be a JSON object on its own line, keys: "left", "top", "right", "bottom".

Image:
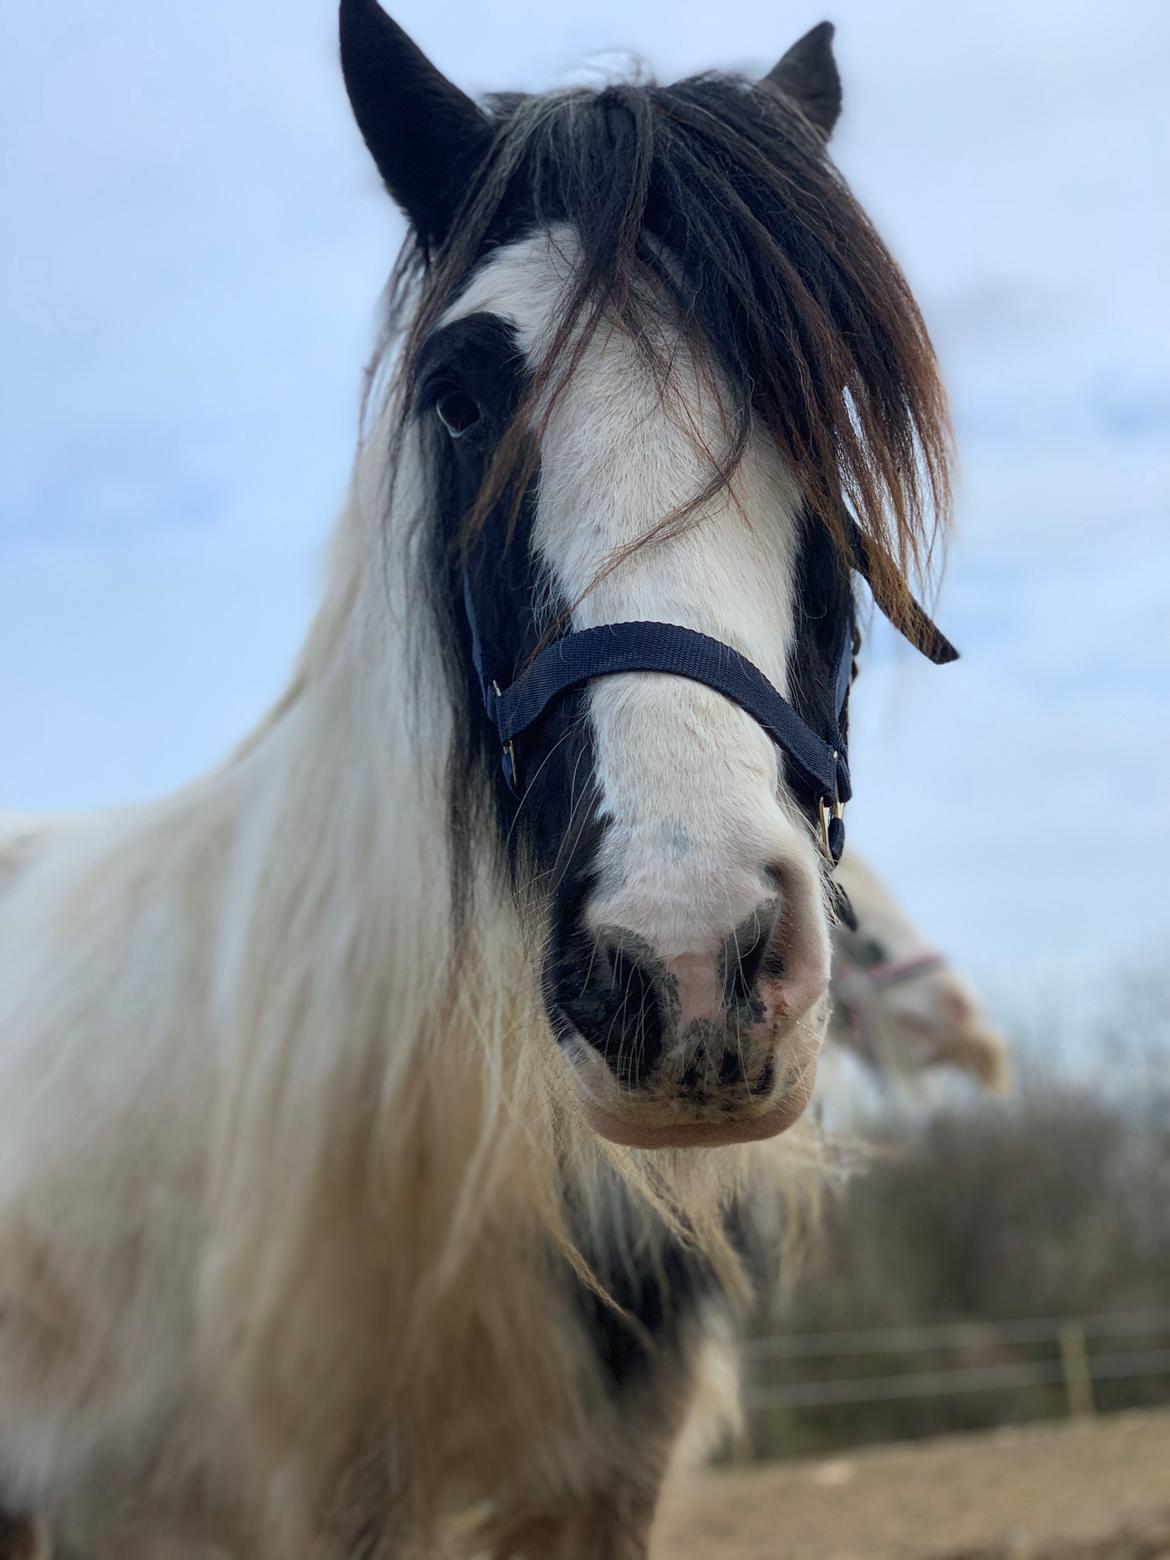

{"left": 435, "top": 389, "right": 482, "bottom": 438}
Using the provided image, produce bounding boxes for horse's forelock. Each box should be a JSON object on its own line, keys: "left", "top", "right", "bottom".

{"left": 383, "top": 70, "right": 950, "bottom": 630}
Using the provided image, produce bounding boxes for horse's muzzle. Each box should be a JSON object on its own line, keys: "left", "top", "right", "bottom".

{"left": 546, "top": 909, "right": 829, "bottom": 1149}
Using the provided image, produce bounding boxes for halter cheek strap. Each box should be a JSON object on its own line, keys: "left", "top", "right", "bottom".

{"left": 462, "top": 519, "right": 957, "bottom": 867}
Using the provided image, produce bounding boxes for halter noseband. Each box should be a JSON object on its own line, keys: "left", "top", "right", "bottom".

{"left": 463, "top": 516, "right": 956, "bottom": 866}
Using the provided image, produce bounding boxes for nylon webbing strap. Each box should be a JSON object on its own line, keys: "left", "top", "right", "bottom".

{"left": 491, "top": 621, "right": 851, "bottom": 805}
{"left": 462, "top": 510, "right": 959, "bottom": 870}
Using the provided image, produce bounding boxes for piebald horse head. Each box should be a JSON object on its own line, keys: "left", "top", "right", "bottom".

{"left": 341, "top": 1, "right": 952, "bottom": 1149}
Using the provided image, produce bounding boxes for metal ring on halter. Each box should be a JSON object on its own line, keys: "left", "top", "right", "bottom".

{"left": 818, "top": 750, "right": 846, "bottom": 862}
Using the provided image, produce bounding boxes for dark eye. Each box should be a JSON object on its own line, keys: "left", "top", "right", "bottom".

{"left": 434, "top": 388, "right": 482, "bottom": 438}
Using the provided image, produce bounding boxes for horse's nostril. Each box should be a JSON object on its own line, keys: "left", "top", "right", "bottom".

{"left": 722, "top": 900, "right": 780, "bottom": 1008}
{"left": 553, "top": 930, "right": 667, "bottom": 1085}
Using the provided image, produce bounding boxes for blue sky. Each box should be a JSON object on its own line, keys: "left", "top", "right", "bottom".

{"left": 2, "top": 0, "right": 1168, "bottom": 1008}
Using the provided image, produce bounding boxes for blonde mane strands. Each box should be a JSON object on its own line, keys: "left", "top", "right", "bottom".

{"left": 190, "top": 483, "right": 817, "bottom": 1540}
{"left": 201, "top": 792, "right": 820, "bottom": 1541}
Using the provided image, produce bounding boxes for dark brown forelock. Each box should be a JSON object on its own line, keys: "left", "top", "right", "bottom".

{"left": 381, "top": 70, "right": 951, "bottom": 627}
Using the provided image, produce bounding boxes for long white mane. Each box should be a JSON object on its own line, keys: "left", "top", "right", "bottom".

{"left": 0, "top": 363, "right": 820, "bottom": 1544}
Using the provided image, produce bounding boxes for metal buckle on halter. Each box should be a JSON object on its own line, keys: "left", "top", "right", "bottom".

{"left": 818, "top": 795, "right": 844, "bottom": 857}
{"left": 493, "top": 682, "right": 519, "bottom": 793}
{"left": 818, "top": 750, "right": 846, "bottom": 862}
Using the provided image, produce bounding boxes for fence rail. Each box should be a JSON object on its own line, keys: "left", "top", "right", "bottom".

{"left": 742, "top": 1310, "right": 1170, "bottom": 1416}
{"left": 742, "top": 1308, "right": 1170, "bottom": 1360}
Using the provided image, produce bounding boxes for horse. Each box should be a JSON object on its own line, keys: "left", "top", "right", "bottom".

{"left": 828, "top": 853, "right": 1008, "bottom": 1093}
{"left": 0, "top": 6, "right": 955, "bottom": 1554}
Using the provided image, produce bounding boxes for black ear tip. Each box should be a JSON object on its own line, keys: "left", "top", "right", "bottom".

{"left": 791, "top": 20, "right": 838, "bottom": 60}
{"left": 763, "top": 19, "right": 842, "bottom": 138}
{"left": 338, "top": 0, "right": 490, "bottom": 245}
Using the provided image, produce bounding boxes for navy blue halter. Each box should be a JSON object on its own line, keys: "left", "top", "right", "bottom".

{"left": 463, "top": 522, "right": 956, "bottom": 866}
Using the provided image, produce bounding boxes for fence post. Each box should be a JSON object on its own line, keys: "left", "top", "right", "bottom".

{"left": 1058, "top": 1321, "right": 1096, "bottom": 1420}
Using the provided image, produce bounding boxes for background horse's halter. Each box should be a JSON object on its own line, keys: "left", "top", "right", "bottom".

{"left": 833, "top": 948, "right": 949, "bottom": 1062}
{"left": 464, "top": 517, "right": 956, "bottom": 866}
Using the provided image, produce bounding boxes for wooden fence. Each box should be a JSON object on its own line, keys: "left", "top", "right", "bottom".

{"left": 742, "top": 1309, "right": 1170, "bottom": 1420}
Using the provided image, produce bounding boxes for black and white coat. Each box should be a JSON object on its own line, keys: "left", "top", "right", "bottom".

{"left": 0, "top": 6, "right": 953, "bottom": 1553}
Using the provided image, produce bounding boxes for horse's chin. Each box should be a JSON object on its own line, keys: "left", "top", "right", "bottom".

{"left": 567, "top": 1050, "right": 819, "bottom": 1151}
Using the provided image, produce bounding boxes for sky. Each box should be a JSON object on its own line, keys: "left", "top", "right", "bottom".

{"left": 2, "top": 1, "right": 1168, "bottom": 1014}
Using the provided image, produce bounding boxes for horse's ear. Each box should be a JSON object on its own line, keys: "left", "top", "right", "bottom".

{"left": 761, "top": 21, "right": 842, "bottom": 140}
{"left": 339, "top": 0, "right": 493, "bottom": 247}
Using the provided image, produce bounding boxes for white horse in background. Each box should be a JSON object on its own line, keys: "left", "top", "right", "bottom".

{"left": 0, "top": 5, "right": 956, "bottom": 1555}
{"left": 829, "top": 853, "right": 1008, "bottom": 1093}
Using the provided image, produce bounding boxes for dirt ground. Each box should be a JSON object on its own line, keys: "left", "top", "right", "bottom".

{"left": 653, "top": 1408, "right": 1170, "bottom": 1560}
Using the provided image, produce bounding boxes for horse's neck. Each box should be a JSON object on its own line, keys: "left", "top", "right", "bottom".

{"left": 217, "top": 435, "right": 470, "bottom": 1038}
{"left": 202, "top": 430, "right": 562, "bottom": 1236}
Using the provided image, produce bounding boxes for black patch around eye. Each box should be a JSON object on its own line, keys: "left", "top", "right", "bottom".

{"left": 413, "top": 311, "right": 528, "bottom": 430}
{"left": 414, "top": 306, "right": 602, "bottom": 898}
{"left": 852, "top": 935, "right": 887, "bottom": 969}
{"left": 435, "top": 388, "right": 481, "bottom": 436}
